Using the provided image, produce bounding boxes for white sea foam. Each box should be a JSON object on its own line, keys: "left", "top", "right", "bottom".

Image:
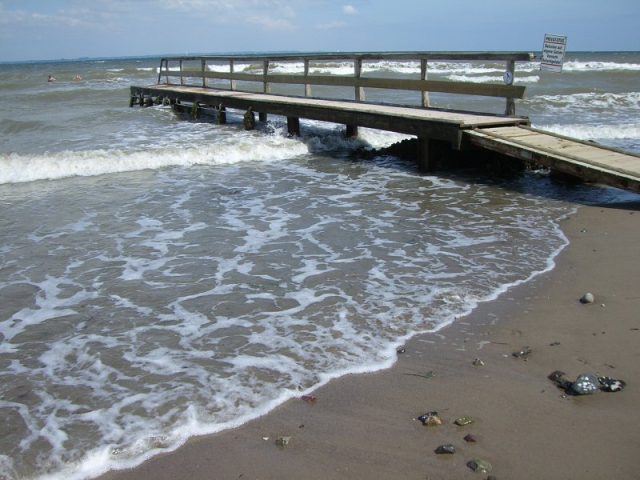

{"left": 533, "top": 123, "right": 640, "bottom": 141}
{"left": 2, "top": 52, "right": 639, "bottom": 480}
{"left": 563, "top": 60, "right": 640, "bottom": 72}
{"left": 446, "top": 74, "right": 540, "bottom": 84}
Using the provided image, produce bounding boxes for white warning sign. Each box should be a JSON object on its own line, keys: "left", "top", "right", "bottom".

{"left": 541, "top": 34, "right": 567, "bottom": 73}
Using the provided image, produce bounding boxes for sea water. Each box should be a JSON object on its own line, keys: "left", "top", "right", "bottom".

{"left": 0, "top": 52, "right": 638, "bottom": 480}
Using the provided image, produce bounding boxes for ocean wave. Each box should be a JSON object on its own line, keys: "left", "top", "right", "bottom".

{"left": 563, "top": 61, "right": 640, "bottom": 72}
{"left": 0, "top": 138, "right": 309, "bottom": 185}
{"left": 446, "top": 74, "right": 540, "bottom": 84}
{"left": 533, "top": 123, "right": 640, "bottom": 141}
{"left": 524, "top": 91, "right": 640, "bottom": 116}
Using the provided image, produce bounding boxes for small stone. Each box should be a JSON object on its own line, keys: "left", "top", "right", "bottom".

{"left": 397, "top": 348, "right": 406, "bottom": 354}
{"left": 473, "top": 358, "right": 484, "bottom": 366}
{"left": 598, "top": 376, "right": 627, "bottom": 392}
{"left": 275, "top": 436, "right": 291, "bottom": 446}
{"left": 455, "top": 416, "right": 475, "bottom": 426}
{"left": 435, "top": 444, "right": 456, "bottom": 454}
{"left": 570, "top": 373, "right": 600, "bottom": 395}
{"left": 549, "top": 341, "right": 561, "bottom": 347}
{"left": 580, "top": 293, "right": 595, "bottom": 304}
{"left": 463, "top": 433, "right": 477, "bottom": 443}
{"left": 418, "top": 412, "right": 442, "bottom": 426}
{"left": 548, "top": 370, "right": 566, "bottom": 383}
{"left": 468, "top": 458, "right": 492, "bottom": 473}
{"left": 512, "top": 346, "right": 532, "bottom": 358}
{"left": 301, "top": 395, "right": 317, "bottom": 404}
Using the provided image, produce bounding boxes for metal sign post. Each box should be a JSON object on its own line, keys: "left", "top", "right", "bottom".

{"left": 540, "top": 34, "right": 567, "bottom": 73}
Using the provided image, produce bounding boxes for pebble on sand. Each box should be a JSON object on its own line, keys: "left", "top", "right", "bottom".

{"left": 468, "top": 458, "right": 492, "bottom": 473}
{"left": 580, "top": 292, "right": 595, "bottom": 304}
{"left": 434, "top": 444, "right": 456, "bottom": 454}
{"left": 455, "top": 416, "right": 475, "bottom": 426}
{"left": 276, "top": 436, "right": 291, "bottom": 446}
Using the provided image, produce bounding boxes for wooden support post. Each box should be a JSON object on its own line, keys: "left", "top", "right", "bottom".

{"left": 346, "top": 125, "right": 358, "bottom": 138}
{"left": 230, "top": 60, "right": 237, "bottom": 91}
{"left": 129, "top": 95, "right": 135, "bottom": 107}
{"left": 505, "top": 59, "right": 516, "bottom": 115}
{"left": 287, "top": 117, "right": 300, "bottom": 137}
{"left": 191, "top": 102, "right": 199, "bottom": 119}
{"left": 354, "top": 59, "right": 365, "bottom": 102}
{"left": 201, "top": 59, "right": 206, "bottom": 88}
{"left": 263, "top": 60, "right": 271, "bottom": 94}
{"left": 259, "top": 112, "right": 267, "bottom": 122}
{"left": 304, "top": 59, "right": 312, "bottom": 98}
{"left": 138, "top": 94, "right": 144, "bottom": 107}
{"left": 417, "top": 137, "right": 435, "bottom": 173}
{"left": 421, "top": 59, "right": 430, "bottom": 108}
{"left": 243, "top": 107, "right": 256, "bottom": 130}
{"left": 217, "top": 104, "right": 226, "bottom": 124}
{"left": 179, "top": 59, "right": 184, "bottom": 85}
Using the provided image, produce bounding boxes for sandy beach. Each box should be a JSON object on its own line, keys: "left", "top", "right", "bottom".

{"left": 103, "top": 199, "right": 640, "bottom": 480}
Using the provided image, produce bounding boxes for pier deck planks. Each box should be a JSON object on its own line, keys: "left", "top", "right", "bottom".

{"left": 465, "top": 126, "right": 640, "bottom": 193}
{"left": 131, "top": 85, "right": 640, "bottom": 194}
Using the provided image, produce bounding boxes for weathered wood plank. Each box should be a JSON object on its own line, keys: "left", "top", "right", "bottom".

{"left": 162, "top": 71, "right": 526, "bottom": 99}
{"left": 465, "top": 127, "right": 640, "bottom": 193}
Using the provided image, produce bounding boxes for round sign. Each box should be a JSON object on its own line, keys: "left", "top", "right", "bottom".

{"left": 503, "top": 71, "right": 514, "bottom": 85}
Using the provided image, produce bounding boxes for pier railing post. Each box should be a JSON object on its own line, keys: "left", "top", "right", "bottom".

{"left": 179, "top": 59, "right": 184, "bottom": 85}
{"left": 354, "top": 59, "right": 364, "bottom": 102}
{"left": 421, "top": 59, "right": 430, "bottom": 108}
{"left": 505, "top": 59, "right": 516, "bottom": 115}
{"left": 304, "top": 59, "right": 312, "bottom": 98}
{"left": 230, "top": 60, "right": 237, "bottom": 91}
{"left": 201, "top": 59, "right": 206, "bottom": 88}
{"left": 263, "top": 60, "right": 271, "bottom": 94}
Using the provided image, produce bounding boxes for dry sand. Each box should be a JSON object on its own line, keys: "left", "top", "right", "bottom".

{"left": 103, "top": 200, "right": 640, "bottom": 480}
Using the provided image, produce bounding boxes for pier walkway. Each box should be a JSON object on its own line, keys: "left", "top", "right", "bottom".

{"left": 130, "top": 52, "right": 640, "bottom": 194}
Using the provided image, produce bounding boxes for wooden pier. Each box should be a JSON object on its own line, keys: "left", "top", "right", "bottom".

{"left": 130, "top": 52, "right": 640, "bottom": 194}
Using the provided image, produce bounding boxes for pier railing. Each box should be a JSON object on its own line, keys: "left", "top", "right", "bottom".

{"left": 155, "top": 52, "right": 535, "bottom": 115}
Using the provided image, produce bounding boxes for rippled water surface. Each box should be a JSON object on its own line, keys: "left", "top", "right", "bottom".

{"left": 0, "top": 52, "right": 639, "bottom": 479}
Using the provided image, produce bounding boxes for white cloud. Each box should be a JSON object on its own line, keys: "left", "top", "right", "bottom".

{"left": 317, "top": 20, "right": 346, "bottom": 30}
{"left": 343, "top": 5, "right": 358, "bottom": 15}
{"left": 246, "top": 15, "right": 295, "bottom": 30}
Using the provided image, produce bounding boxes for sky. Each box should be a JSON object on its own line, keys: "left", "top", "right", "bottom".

{"left": 0, "top": 0, "right": 639, "bottom": 62}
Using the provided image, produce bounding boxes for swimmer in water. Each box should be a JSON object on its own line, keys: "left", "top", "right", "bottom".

{"left": 48, "top": 75, "right": 55, "bottom": 82}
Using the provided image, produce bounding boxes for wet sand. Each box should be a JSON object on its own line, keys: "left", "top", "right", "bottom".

{"left": 103, "top": 200, "right": 640, "bottom": 480}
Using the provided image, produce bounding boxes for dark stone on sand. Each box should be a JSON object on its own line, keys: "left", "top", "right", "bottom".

{"left": 468, "top": 458, "right": 492, "bottom": 473}
{"left": 598, "top": 376, "right": 627, "bottom": 392}
{"left": 512, "top": 346, "right": 532, "bottom": 358}
{"left": 435, "top": 444, "right": 456, "bottom": 454}
{"left": 397, "top": 348, "right": 406, "bottom": 354}
{"left": 464, "top": 433, "right": 477, "bottom": 443}
{"left": 418, "top": 412, "right": 442, "bottom": 426}
{"left": 548, "top": 370, "right": 566, "bottom": 383}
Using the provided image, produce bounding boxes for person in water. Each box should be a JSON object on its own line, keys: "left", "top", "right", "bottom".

{"left": 73, "top": 75, "right": 82, "bottom": 81}
{"left": 48, "top": 75, "right": 55, "bottom": 82}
